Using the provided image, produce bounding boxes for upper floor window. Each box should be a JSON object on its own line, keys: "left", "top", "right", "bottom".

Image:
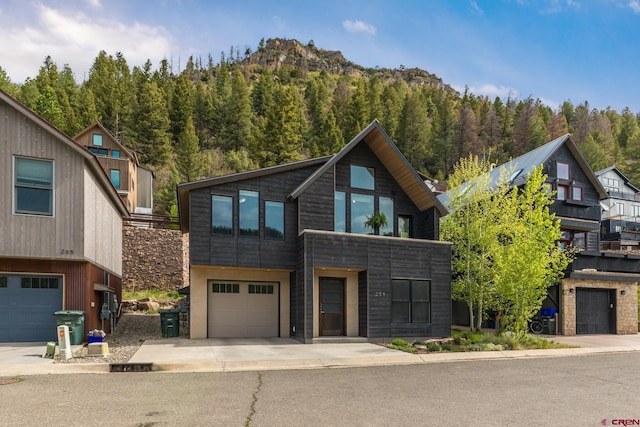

{"left": 557, "top": 184, "right": 569, "bottom": 200}
{"left": 88, "top": 146, "right": 108, "bottom": 156}
{"left": 239, "top": 190, "right": 259, "bottom": 237}
{"left": 557, "top": 162, "right": 570, "bottom": 180}
{"left": 14, "top": 157, "right": 53, "bottom": 216}
{"left": 572, "top": 186, "right": 583, "bottom": 201}
{"left": 334, "top": 192, "right": 346, "bottom": 232}
{"left": 110, "top": 169, "right": 121, "bottom": 189}
{"left": 351, "top": 165, "right": 375, "bottom": 190}
{"left": 398, "top": 215, "right": 411, "bottom": 238}
{"left": 212, "top": 195, "right": 233, "bottom": 236}
{"left": 92, "top": 133, "right": 103, "bottom": 146}
{"left": 351, "top": 193, "right": 374, "bottom": 234}
{"left": 112, "top": 150, "right": 120, "bottom": 158}
{"left": 265, "top": 201, "right": 284, "bottom": 240}
{"left": 379, "top": 196, "right": 394, "bottom": 236}
{"left": 632, "top": 205, "right": 640, "bottom": 217}
{"left": 602, "top": 177, "right": 619, "bottom": 191}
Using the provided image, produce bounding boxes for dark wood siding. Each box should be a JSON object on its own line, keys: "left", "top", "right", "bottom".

{"left": 302, "top": 232, "right": 451, "bottom": 339}
{"left": 544, "top": 145, "right": 601, "bottom": 222}
{"left": 358, "top": 271, "right": 367, "bottom": 336}
{"left": 298, "top": 168, "right": 335, "bottom": 232}
{"left": 189, "top": 165, "right": 318, "bottom": 269}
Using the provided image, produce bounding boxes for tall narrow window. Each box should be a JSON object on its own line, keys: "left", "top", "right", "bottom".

{"left": 110, "top": 169, "right": 121, "bottom": 189}
{"left": 265, "top": 201, "right": 284, "bottom": 240}
{"left": 351, "top": 193, "right": 374, "bottom": 235}
{"left": 572, "top": 186, "right": 583, "bottom": 201}
{"left": 398, "top": 215, "right": 411, "bottom": 238}
{"left": 212, "top": 195, "right": 233, "bottom": 236}
{"left": 379, "top": 197, "right": 394, "bottom": 236}
{"left": 557, "top": 184, "right": 569, "bottom": 200}
{"left": 350, "top": 165, "right": 375, "bottom": 190}
{"left": 334, "top": 191, "right": 346, "bottom": 232}
{"left": 557, "top": 162, "right": 570, "bottom": 180}
{"left": 239, "top": 190, "right": 259, "bottom": 237}
{"left": 92, "top": 133, "right": 103, "bottom": 146}
{"left": 14, "top": 157, "right": 54, "bottom": 216}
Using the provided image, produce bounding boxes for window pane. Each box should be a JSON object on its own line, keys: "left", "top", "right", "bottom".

{"left": 391, "top": 302, "right": 410, "bottom": 323}
{"left": 572, "top": 186, "right": 583, "bottom": 200}
{"left": 392, "top": 279, "right": 410, "bottom": 301}
{"left": 239, "top": 190, "right": 259, "bottom": 237}
{"left": 412, "top": 302, "right": 430, "bottom": 323}
{"left": 557, "top": 185, "right": 568, "bottom": 200}
{"left": 212, "top": 195, "right": 233, "bottom": 235}
{"left": 16, "top": 158, "right": 53, "bottom": 186}
{"left": 112, "top": 150, "right": 120, "bottom": 158}
{"left": 334, "top": 191, "right": 346, "bottom": 232}
{"left": 557, "top": 162, "right": 569, "bottom": 180}
{"left": 351, "top": 194, "right": 374, "bottom": 234}
{"left": 110, "top": 169, "right": 121, "bottom": 188}
{"left": 573, "top": 232, "right": 586, "bottom": 250}
{"left": 412, "top": 280, "right": 430, "bottom": 301}
{"left": 350, "top": 165, "right": 375, "bottom": 190}
{"left": 92, "top": 134, "right": 103, "bottom": 146}
{"left": 16, "top": 188, "right": 53, "bottom": 214}
{"left": 265, "top": 201, "right": 284, "bottom": 240}
{"left": 398, "top": 216, "right": 411, "bottom": 238}
{"left": 379, "top": 197, "right": 394, "bottom": 236}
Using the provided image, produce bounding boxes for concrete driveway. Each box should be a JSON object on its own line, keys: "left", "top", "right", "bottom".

{"left": 0, "top": 342, "right": 52, "bottom": 365}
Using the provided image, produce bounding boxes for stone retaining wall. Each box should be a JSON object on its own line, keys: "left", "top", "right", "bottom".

{"left": 122, "top": 226, "right": 188, "bottom": 291}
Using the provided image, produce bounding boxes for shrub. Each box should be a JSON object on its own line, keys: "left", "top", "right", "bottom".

{"left": 391, "top": 338, "right": 408, "bottom": 347}
{"left": 426, "top": 342, "right": 441, "bottom": 351}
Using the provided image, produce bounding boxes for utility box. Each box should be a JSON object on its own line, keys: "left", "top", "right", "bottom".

{"left": 54, "top": 310, "right": 85, "bottom": 345}
{"left": 159, "top": 309, "right": 180, "bottom": 337}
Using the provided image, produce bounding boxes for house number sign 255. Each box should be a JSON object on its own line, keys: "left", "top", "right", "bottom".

{"left": 373, "top": 291, "right": 386, "bottom": 297}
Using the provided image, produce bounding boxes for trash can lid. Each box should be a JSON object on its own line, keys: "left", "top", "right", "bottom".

{"left": 54, "top": 310, "right": 85, "bottom": 315}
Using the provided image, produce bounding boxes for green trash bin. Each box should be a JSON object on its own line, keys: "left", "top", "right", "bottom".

{"left": 53, "top": 310, "right": 85, "bottom": 345}
{"left": 159, "top": 309, "right": 180, "bottom": 337}
{"left": 542, "top": 317, "right": 556, "bottom": 335}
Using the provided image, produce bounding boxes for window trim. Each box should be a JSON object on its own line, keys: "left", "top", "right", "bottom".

{"left": 92, "top": 133, "right": 103, "bottom": 146}
{"left": 391, "top": 279, "right": 431, "bottom": 324}
{"left": 556, "top": 184, "right": 569, "bottom": 200}
{"left": 13, "top": 156, "right": 54, "bottom": 217}
{"left": 572, "top": 186, "right": 583, "bottom": 201}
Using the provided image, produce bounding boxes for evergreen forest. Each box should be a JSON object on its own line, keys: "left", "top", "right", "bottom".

{"left": 2, "top": 38, "right": 640, "bottom": 216}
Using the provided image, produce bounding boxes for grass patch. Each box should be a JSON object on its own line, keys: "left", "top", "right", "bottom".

{"left": 385, "top": 329, "right": 574, "bottom": 353}
{"left": 123, "top": 289, "right": 183, "bottom": 301}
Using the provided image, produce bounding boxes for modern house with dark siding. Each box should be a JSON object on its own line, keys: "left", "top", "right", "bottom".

{"left": 178, "top": 120, "right": 452, "bottom": 343}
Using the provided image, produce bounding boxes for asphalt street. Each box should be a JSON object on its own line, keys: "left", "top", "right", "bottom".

{"left": 1, "top": 352, "right": 639, "bottom": 426}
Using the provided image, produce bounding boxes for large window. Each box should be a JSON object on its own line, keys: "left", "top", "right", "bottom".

{"left": 351, "top": 193, "right": 374, "bottom": 235}
{"left": 14, "top": 157, "right": 54, "bottom": 216}
{"left": 351, "top": 165, "right": 375, "bottom": 190}
{"left": 391, "top": 279, "right": 430, "bottom": 323}
{"left": 239, "top": 190, "right": 259, "bottom": 237}
{"left": 398, "top": 215, "right": 411, "bottom": 238}
{"left": 557, "top": 162, "right": 570, "bottom": 180}
{"left": 265, "top": 201, "right": 284, "bottom": 240}
{"left": 110, "top": 169, "right": 121, "bottom": 189}
{"left": 379, "top": 196, "right": 394, "bottom": 236}
{"left": 334, "top": 191, "right": 346, "bottom": 232}
{"left": 212, "top": 195, "right": 233, "bottom": 235}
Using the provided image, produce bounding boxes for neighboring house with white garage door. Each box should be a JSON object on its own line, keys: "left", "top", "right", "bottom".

{"left": 0, "top": 89, "right": 128, "bottom": 342}
{"left": 178, "top": 120, "right": 452, "bottom": 342}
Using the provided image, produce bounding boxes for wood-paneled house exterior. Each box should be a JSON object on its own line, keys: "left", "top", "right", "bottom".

{"left": 178, "top": 121, "right": 452, "bottom": 343}
{"left": 596, "top": 166, "right": 640, "bottom": 250}
{"left": 441, "top": 134, "right": 639, "bottom": 335}
{"left": 74, "top": 122, "right": 154, "bottom": 215}
{"left": 0, "top": 90, "right": 128, "bottom": 342}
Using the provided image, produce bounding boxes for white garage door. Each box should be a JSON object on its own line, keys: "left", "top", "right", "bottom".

{"left": 207, "top": 281, "right": 279, "bottom": 338}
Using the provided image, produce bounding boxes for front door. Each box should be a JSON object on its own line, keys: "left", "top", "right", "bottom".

{"left": 319, "top": 278, "right": 344, "bottom": 336}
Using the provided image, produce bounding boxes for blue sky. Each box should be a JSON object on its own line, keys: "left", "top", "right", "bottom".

{"left": 1, "top": 0, "right": 639, "bottom": 112}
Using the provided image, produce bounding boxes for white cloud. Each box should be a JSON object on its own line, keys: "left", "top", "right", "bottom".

{"left": 457, "top": 83, "right": 520, "bottom": 100}
{"left": 0, "top": 3, "right": 175, "bottom": 83}
{"left": 342, "top": 19, "right": 376, "bottom": 35}
{"left": 470, "top": 1, "right": 483, "bottom": 14}
{"left": 85, "top": 0, "right": 102, "bottom": 9}
{"left": 629, "top": 0, "right": 640, "bottom": 13}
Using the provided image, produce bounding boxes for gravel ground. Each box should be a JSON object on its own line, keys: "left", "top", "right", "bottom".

{"left": 55, "top": 312, "right": 180, "bottom": 364}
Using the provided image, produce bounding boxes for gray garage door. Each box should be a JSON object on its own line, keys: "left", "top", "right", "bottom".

{"left": 576, "top": 288, "right": 616, "bottom": 334}
{"left": 207, "top": 281, "right": 279, "bottom": 338}
{"left": 0, "top": 275, "right": 63, "bottom": 342}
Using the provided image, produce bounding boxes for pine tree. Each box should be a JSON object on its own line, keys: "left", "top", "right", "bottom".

{"left": 220, "top": 70, "right": 253, "bottom": 151}
{"left": 133, "top": 80, "right": 172, "bottom": 166}
{"left": 176, "top": 116, "right": 206, "bottom": 182}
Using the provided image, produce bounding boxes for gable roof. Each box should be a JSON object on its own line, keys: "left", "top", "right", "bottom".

{"left": 74, "top": 121, "right": 139, "bottom": 164}
{"left": 289, "top": 120, "right": 448, "bottom": 215}
{"left": 595, "top": 166, "right": 640, "bottom": 193}
{"left": 0, "top": 89, "right": 129, "bottom": 217}
{"left": 438, "top": 134, "right": 608, "bottom": 209}
{"left": 177, "top": 156, "right": 332, "bottom": 232}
